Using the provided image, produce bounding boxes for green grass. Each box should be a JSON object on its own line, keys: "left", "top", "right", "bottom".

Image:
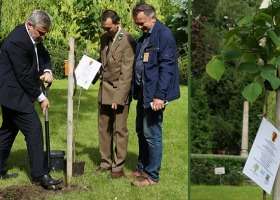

{"left": 0, "top": 80, "right": 276, "bottom": 199}
{"left": 0, "top": 79, "right": 188, "bottom": 200}
{"left": 191, "top": 185, "right": 273, "bottom": 200}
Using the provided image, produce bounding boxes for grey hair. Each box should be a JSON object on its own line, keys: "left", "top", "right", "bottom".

{"left": 132, "top": 2, "right": 156, "bottom": 18}
{"left": 27, "top": 10, "right": 51, "bottom": 30}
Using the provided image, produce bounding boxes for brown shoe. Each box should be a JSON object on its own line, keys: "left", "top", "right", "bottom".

{"left": 107, "top": 171, "right": 124, "bottom": 179}
{"left": 95, "top": 167, "right": 109, "bottom": 174}
{"left": 131, "top": 177, "right": 158, "bottom": 187}
{"left": 125, "top": 170, "right": 142, "bottom": 179}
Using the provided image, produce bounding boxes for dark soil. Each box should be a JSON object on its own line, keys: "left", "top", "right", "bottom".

{"left": 72, "top": 161, "right": 85, "bottom": 176}
{"left": 0, "top": 183, "right": 91, "bottom": 200}
{"left": 0, "top": 161, "right": 87, "bottom": 199}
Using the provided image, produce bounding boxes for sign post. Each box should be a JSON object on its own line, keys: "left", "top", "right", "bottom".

{"left": 215, "top": 167, "right": 225, "bottom": 185}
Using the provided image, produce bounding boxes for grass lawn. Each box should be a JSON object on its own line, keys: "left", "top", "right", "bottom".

{"left": 191, "top": 185, "right": 273, "bottom": 200}
{"left": 0, "top": 79, "right": 188, "bottom": 199}
{"left": 1, "top": 79, "right": 272, "bottom": 200}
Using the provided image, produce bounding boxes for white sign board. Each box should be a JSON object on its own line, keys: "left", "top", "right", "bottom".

{"left": 75, "top": 55, "right": 101, "bottom": 89}
{"left": 243, "top": 118, "right": 280, "bottom": 194}
{"left": 215, "top": 167, "right": 225, "bottom": 175}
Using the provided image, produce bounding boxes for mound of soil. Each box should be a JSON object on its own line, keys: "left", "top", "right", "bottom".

{"left": 0, "top": 183, "right": 91, "bottom": 200}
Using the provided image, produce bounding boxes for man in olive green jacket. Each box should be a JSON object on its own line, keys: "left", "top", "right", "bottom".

{"left": 95, "top": 10, "right": 136, "bottom": 179}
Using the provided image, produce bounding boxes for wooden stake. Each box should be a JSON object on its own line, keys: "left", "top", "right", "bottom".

{"left": 240, "top": 101, "right": 249, "bottom": 157}
{"left": 66, "top": 37, "right": 74, "bottom": 187}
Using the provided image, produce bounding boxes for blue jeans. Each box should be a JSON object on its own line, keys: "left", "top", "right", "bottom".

{"left": 136, "top": 93, "right": 164, "bottom": 182}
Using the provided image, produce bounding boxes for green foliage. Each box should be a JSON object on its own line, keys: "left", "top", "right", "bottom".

{"left": 191, "top": 0, "right": 267, "bottom": 155}
{"left": 192, "top": 66, "right": 265, "bottom": 154}
{"left": 242, "top": 82, "right": 263, "bottom": 103}
{"left": 190, "top": 83, "right": 212, "bottom": 154}
{"left": 206, "top": 1, "right": 280, "bottom": 103}
{"left": 44, "top": 39, "right": 69, "bottom": 79}
{"left": 73, "top": 0, "right": 141, "bottom": 41}
{"left": 170, "top": 0, "right": 187, "bottom": 45}
{"left": 0, "top": 0, "right": 185, "bottom": 82}
{"left": 206, "top": 57, "right": 225, "bottom": 81}
{"left": 178, "top": 52, "right": 188, "bottom": 85}
{"left": 191, "top": 155, "right": 246, "bottom": 185}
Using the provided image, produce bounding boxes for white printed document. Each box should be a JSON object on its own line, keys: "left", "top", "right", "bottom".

{"left": 243, "top": 118, "right": 280, "bottom": 194}
{"left": 75, "top": 55, "right": 101, "bottom": 89}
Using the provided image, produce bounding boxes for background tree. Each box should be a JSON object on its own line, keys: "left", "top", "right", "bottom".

{"left": 191, "top": 0, "right": 264, "bottom": 154}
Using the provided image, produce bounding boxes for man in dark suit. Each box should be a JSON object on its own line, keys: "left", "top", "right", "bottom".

{"left": 95, "top": 10, "right": 136, "bottom": 179}
{"left": 0, "top": 10, "right": 62, "bottom": 190}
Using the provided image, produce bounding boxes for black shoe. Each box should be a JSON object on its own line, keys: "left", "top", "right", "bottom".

{"left": 0, "top": 172, "right": 18, "bottom": 179}
{"left": 32, "top": 174, "right": 62, "bottom": 187}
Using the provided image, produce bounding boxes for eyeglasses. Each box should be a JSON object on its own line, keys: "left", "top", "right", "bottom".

{"left": 31, "top": 24, "right": 47, "bottom": 36}
{"left": 134, "top": 22, "right": 145, "bottom": 26}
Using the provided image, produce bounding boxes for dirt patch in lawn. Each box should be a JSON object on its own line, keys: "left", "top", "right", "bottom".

{"left": 0, "top": 183, "right": 91, "bottom": 200}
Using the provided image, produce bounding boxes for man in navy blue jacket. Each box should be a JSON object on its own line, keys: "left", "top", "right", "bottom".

{"left": 126, "top": 2, "right": 180, "bottom": 186}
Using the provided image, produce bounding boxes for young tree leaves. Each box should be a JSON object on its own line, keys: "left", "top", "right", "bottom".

{"left": 206, "top": 58, "right": 225, "bottom": 81}
{"left": 242, "top": 82, "right": 262, "bottom": 103}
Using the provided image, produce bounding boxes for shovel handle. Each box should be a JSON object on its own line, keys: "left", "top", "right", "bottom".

{"left": 41, "top": 82, "right": 52, "bottom": 97}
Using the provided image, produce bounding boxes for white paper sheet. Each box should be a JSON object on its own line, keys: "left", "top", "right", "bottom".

{"left": 75, "top": 55, "right": 101, "bottom": 89}
{"left": 243, "top": 118, "right": 280, "bottom": 194}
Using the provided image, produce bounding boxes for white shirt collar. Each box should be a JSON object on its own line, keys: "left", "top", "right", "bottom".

{"left": 25, "top": 23, "right": 36, "bottom": 45}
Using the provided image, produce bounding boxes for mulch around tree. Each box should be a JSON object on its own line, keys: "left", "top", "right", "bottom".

{"left": 0, "top": 183, "right": 91, "bottom": 200}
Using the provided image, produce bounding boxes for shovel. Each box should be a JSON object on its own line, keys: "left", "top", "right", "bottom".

{"left": 41, "top": 82, "right": 52, "bottom": 172}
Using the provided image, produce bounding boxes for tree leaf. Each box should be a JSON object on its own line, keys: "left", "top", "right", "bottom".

{"left": 236, "top": 13, "right": 255, "bottom": 26}
{"left": 267, "top": 29, "right": 280, "bottom": 47}
{"left": 274, "top": 56, "right": 280, "bottom": 65}
{"left": 242, "top": 83, "right": 262, "bottom": 103}
{"left": 242, "top": 53, "right": 258, "bottom": 62}
{"left": 238, "top": 62, "right": 258, "bottom": 73}
{"left": 221, "top": 49, "right": 243, "bottom": 61}
{"left": 261, "top": 70, "right": 280, "bottom": 90}
{"left": 263, "top": 64, "right": 276, "bottom": 71}
{"left": 206, "top": 58, "right": 225, "bottom": 81}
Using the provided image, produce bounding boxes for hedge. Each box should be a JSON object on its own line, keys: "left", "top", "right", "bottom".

{"left": 191, "top": 154, "right": 247, "bottom": 185}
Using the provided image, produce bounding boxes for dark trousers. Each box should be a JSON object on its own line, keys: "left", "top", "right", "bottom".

{"left": 0, "top": 105, "right": 47, "bottom": 177}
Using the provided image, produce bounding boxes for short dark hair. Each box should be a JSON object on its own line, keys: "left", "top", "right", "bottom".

{"left": 101, "top": 10, "right": 120, "bottom": 24}
{"left": 132, "top": 2, "right": 156, "bottom": 18}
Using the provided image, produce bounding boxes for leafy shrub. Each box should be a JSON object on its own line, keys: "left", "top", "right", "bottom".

{"left": 191, "top": 155, "right": 246, "bottom": 185}
{"left": 178, "top": 55, "right": 188, "bottom": 85}
{"left": 44, "top": 39, "right": 69, "bottom": 79}
{"left": 190, "top": 80, "right": 212, "bottom": 153}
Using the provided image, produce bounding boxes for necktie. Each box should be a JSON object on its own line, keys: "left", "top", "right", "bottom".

{"left": 34, "top": 44, "right": 39, "bottom": 71}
